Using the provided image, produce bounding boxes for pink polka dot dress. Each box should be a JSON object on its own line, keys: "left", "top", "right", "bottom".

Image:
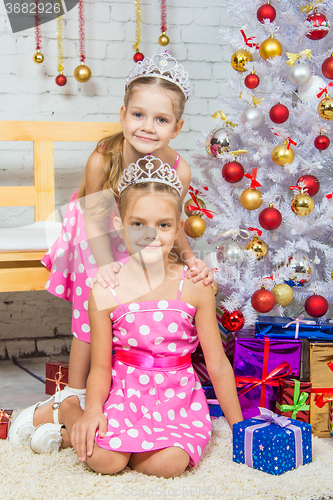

{"left": 95, "top": 266, "right": 212, "bottom": 467}
{"left": 41, "top": 192, "right": 128, "bottom": 343}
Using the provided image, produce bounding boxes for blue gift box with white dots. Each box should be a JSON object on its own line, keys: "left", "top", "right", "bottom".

{"left": 233, "top": 416, "right": 312, "bottom": 475}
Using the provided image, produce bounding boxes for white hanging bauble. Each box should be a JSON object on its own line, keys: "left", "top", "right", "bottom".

{"left": 241, "top": 107, "right": 264, "bottom": 129}
{"left": 288, "top": 63, "right": 312, "bottom": 87}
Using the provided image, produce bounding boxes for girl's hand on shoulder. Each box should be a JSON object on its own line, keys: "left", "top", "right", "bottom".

{"left": 89, "top": 262, "right": 123, "bottom": 289}
{"left": 186, "top": 256, "right": 215, "bottom": 287}
{"left": 71, "top": 409, "right": 107, "bottom": 462}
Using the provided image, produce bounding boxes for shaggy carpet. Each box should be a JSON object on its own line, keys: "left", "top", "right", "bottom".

{"left": 1, "top": 417, "right": 333, "bottom": 500}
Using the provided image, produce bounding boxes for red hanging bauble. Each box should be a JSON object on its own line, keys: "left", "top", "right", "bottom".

{"left": 222, "top": 161, "right": 244, "bottom": 183}
{"left": 244, "top": 73, "right": 260, "bottom": 89}
{"left": 257, "top": 2, "right": 276, "bottom": 23}
{"left": 304, "top": 294, "right": 328, "bottom": 317}
{"left": 251, "top": 287, "right": 275, "bottom": 313}
{"left": 133, "top": 51, "right": 144, "bottom": 62}
{"left": 322, "top": 55, "right": 333, "bottom": 79}
{"left": 314, "top": 132, "right": 330, "bottom": 150}
{"left": 258, "top": 203, "right": 282, "bottom": 230}
{"left": 297, "top": 174, "right": 320, "bottom": 196}
{"left": 305, "top": 11, "right": 330, "bottom": 40}
{"left": 221, "top": 310, "right": 245, "bottom": 332}
{"left": 269, "top": 103, "right": 289, "bottom": 124}
{"left": 55, "top": 74, "right": 67, "bottom": 86}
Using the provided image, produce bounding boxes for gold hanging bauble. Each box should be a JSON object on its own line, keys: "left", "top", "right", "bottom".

{"left": 213, "top": 282, "right": 218, "bottom": 296}
{"left": 272, "top": 283, "right": 294, "bottom": 307}
{"left": 240, "top": 188, "right": 263, "bottom": 210}
{"left": 158, "top": 32, "right": 169, "bottom": 46}
{"left": 271, "top": 142, "right": 295, "bottom": 167}
{"left": 184, "top": 215, "right": 206, "bottom": 238}
{"left": 245, "top": 234, "right": 268, "bottom": 261}
{"left": 74, "top": 63, "right": 92, "bottom": 83}
{"left": 184, "top": 198, "right": 206, "bottom": 217}
{"left": 259, "top": 36, "right": 283, "bottom": 61}
{"left": 33, "top": 50, "right": 44, "bottom": 64}
{"left": 231, "top": 49, "right": 253, "bottom": 72}
{"left": 318, "top": 94, "right": 333, "bottom": 120}
{"left": 291, "top": 192, "right": 315, "bottom": 217}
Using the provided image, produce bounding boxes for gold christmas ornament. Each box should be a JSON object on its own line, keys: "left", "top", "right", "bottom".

{"left": 74, "top": 63, "right": 92, "bottom": 83}
{"left": 271, "top": 142, "right": 295, "bottom": 167}
{"left": 184, "top": 198, "right": 206, "bottom": 217}
{"left": 245, "top": 234, "right": 268, "bottom": 261}
{"left": 318, "top": 94, "right": 333, "bottom": 120}
{"left": 231, "top": 49, "right": 253, "bottom": 72}
{"left": 240, "top": 188, "right": 263, "bottom": 210}
{"left": 213, "top": 282, "right": 218, "bottom": 295}
{"left": 33, "top": 50, "right": 44, "bottom": 64}
{"left": 184, "top": 215, "right": 206, "bottom": 238}
{"left": 158, "top": 32, "right": 169, "bottom": 46}
{"left": 272, "top": 283, "right": 294, "bottom": 307}
{"left": 259, "top": 36, "right": 283, "bottom": 61}
{"left": 291, "top": 191, "right": 315, "bottom": 217}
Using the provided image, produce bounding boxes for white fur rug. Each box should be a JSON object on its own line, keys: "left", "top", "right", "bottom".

{"left": 1, "top": 417, "right": 333, "bottom": 500}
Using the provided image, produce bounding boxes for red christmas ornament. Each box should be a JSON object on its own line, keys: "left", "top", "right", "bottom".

{"left": 245, "top": 73, "right": 260, "bottom": 89}
{"left": 222, "top": 161, "right": 244, "bottom": 183}
{"left": 55, "top": 74, "right": 67, "bottom": 87}
{"left": 304, "top": 294, "right": 328, "bottom": 318}
{"left": 305, "top": 11, "right": 330, "bottom": 40}
{"left": 133, "top": 51, "right": 144, "bottom": 63}
{"left": 322, "top": 55, "right": 333, "bottom": 79}
{"left": 314, "top": 133, "right": 330, "bottom": 150}
{"left": 259, "top": 204, "right": 282, "bottom": 230}
{"left": 297, "top": 174, "right": 320, "bottom": 196}
{"left": 221, "top": 310, "right": 245, "bottom": 332}
{"left": 251, "top": 288, "right": 275, "bottom": 313}
{"left": 257, "top": 3, "right": 276, "bottom": 23}
{"left": 269, "top": 103, "right": 289, "bottom": 124}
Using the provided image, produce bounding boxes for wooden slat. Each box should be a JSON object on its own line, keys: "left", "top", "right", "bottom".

{"left": 34, "top": 141, "right": 55, "bottom": 221}
{"left": 0, "top": 267, "right": 50, "bottom": 292}
{"left": 0, "top": 121, "right": 122, "bottom": 142}
{"left": 0, "top": 186, "right": 36, "bottom": 206}
{"left": 0, "top": 251, "right": 46, "bottom": 262}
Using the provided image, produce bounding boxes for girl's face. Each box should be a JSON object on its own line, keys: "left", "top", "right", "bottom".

{"left": 115, "top": 191, "right": 183, "bottom": 265}
{"left": 120, "top": 85, "right": 184, "bottom": 156}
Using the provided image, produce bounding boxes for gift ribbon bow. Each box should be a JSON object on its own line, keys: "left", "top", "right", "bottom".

{"left": 240, "top": 29, "right": 259, "bottom": 49}
{"left": 286, "top": 50, "right": 312, "bottom": 67}
{"left": 212, "top": 228, "right": 250, "bottom": 243}
{"left": 276, "top": 379, "right": 310, "bottom": 418}
{"left": 248, "top": 227, "right": 262, "bottom": 237}
{"left": 317, "top": 82, "right": 333, "bottom": 98}
{"left": 282, "top": 315, "right": 316, "bottom": 339}
{"left": 301, "top": 0, "right": 322, "bottom": 13}
{"left": 326, "top": 193, "right": 333, "bottom": 200}
{"left": 0, "top": 409, "right": 12, "bottom": 423}
{"left": 245, "top": 168, "right": 261, "bottom": 189}
{"left": 312, "top": 361, "right": 333, "bottom": 407}
{"left": 211, "top": 110, "right": 237, "bottom": 128}
{"left": 189, "top": 185, "right": 208, "bottom": 196}
{"left": 186, "top": 192, "right": 216, "bottom": 219}
{"left": 45, "top": 366, "right": 68, "bottom": 391}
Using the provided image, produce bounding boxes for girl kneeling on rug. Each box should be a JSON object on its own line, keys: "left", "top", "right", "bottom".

{"left": 10, "top": 156, "right": 242, "bottom": 478}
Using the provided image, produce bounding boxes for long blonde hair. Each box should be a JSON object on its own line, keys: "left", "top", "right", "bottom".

{"left": 76, "top": 77, "right": 186, "bottom": 201}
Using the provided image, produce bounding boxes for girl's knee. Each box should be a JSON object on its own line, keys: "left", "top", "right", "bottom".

{"left": 134, "top": 447, "right": 190, "bottom": 478}
{"left": 86, "top": 447, "right": 129, "bottom": 475}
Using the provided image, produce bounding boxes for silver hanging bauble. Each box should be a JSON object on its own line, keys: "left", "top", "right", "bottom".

{"left": 205, "top": 127, "right": 240, "bottom": 157}
{"left": 288, "top": 62, "right": 312, "bottom": 87}
{"left": 241, "top": 107, "right": 264, "bottom": 129}
{"left": 282, "top": 252, "right": 312, "bottom": 287}
{"left": 217, "top": 239, "right": 245, "bottom": 266}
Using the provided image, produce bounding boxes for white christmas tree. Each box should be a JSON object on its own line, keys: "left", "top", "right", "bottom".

{"left": 190, "top": 0, "right": 333, "bottom": 327}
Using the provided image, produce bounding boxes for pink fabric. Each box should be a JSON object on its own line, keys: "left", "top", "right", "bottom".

{"left": 95, "top": 269, "right": 212, "bottom": 467}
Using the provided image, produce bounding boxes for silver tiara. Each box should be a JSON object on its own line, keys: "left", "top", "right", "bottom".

{"left": 126, "top": 52, "right": 190, "bottom": 99}
{"left": 118, "top": 155, "right": 183, "bottom": 196}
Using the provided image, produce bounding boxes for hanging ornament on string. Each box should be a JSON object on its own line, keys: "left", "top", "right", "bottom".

{"left": 217, "top": 239, "right": 245, "bottom": 266}
{"left": 314, "top": 130, "right": 330, "bottom": 150}
{"left": 55, "top": 10, "right": 67, "bottom": 86}
{"left": 241, "top": 95, "right": 265, "bottom": 130}
{"left": 245, "top": 228, "right": 268, "bottom": 261}
{"left": 286, "top": 50, "right": 312, "bottom": 87}
{"left": 183, "top": 192, "right": 215, "bottom": 239}
{"left": 184, "top": 187, "right": 207, "bottom": 217}
{"left": 271, "top": 283, "right": 294, "bottom": 307}
{"left": 303, "top": 5, "right": 330, "bottom": 40}
{"left": 298, "top": 174, "right": 320, "bottom": 196}
{"left": 322, "top": 52, "right": 333, "bottom": 79}
{"left": 222, "top": 150, "right": 248, "bottom": 183}
{"left": 245, "top": 70, "right": 260, "bottom": 89}
{"left": 221, "top": 310, "right": 245, "bottom": 332}
{"left": 282, "top": 252, "right": 312, "bottom": 287}
{"left": 305, "top": 294, "right": 328, "bottom": 317}
{"left": 74, "top": 0, "right": 91, "bottom": 83}
{"left": 317, "top": 83, "right": 333, "bottom": 120}
{"left": 33, "top": 1, "right": 44, "bottom": 64}
{"left": 259, "top": 35, "right": 282, "bottom": 61}
{"left": 133, "top": 0, "right": 144, "bottom": 62}
{"left": 158, "top": 0, "right": 169, "bottom": 46}
{"left": 251, "top": 286, "right": 275, "bottom": 313}
{"left": 240, "top": 168, "right": 263, "bottom": 210}
{"left": 290, "top": 186, "right": 315, "bottom": 217}
{"left": 259, "top": 203, "right": 282, "bottom": 230}
{"left": 269, "top": 103, "right": 289, "bottom": 124}
{"left": 231, "top": 30, "right": 258, "bottom": 71}
{"left": 257, "top": 2, "right": 276, "bottom": 23}
{"left": 271, "top": 136, "right": 296, "bottom": 167}
{"left": 206, "top": 111, "right": 240, "bottom": 156}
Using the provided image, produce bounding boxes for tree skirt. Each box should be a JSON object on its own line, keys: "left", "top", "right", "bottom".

{"left": 1, "top": 417, "right": 333, "bottom": 500}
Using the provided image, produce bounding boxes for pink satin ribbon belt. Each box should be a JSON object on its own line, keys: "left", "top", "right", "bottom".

{"left": 115, "top": 350, "right": 192, "bottom": 371}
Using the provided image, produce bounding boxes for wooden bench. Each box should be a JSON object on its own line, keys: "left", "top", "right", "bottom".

{"left": 0, "top": 121, "right": 122, "bottom": 293}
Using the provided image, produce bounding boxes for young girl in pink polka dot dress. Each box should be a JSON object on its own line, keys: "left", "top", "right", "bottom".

{"left": 12, "top": 157, "right": 242, "bottom": 478}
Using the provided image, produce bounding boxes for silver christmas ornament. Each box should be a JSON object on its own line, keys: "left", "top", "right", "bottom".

{"left": 288, "top": 62, "right": 312, "bottom": 87}
{"left": 217, "top": 239, "right": 245, "bottom": 266}
{"left": 241, "top": 107, "right": 264, "bottom": 129}
{"left": 282, "top": 252, "right": 312, "bottom": 287}
{"left": 205, "top": 127, "right": 240, "bottom": 157}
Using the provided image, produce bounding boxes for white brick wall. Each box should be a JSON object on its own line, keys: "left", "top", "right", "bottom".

{"left": 0, "top": 0, "right": 236, "bottom": 357}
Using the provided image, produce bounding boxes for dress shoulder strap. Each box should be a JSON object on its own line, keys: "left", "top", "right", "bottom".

{"left": 177, "top": 265, "right": 188, "bottom": 301}
{"left": 173, "top": 153, "right": 180, "bottom": 171}
{"left": 108, "top": 286, "right": 122, "bottom": 306}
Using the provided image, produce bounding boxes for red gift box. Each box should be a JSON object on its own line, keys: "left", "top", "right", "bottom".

{"left": 45, "top": 362, "right": 69, "bottom": 395}
{"left": 0, "top": 409, "right": 13, "bottom": 439}
{"left": 275, "top": 379, "right": 311, "bottom": 423}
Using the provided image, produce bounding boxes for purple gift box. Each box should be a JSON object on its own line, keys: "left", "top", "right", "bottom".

{"left": 233, "top": 336, "right": 302, "bottom": 419}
